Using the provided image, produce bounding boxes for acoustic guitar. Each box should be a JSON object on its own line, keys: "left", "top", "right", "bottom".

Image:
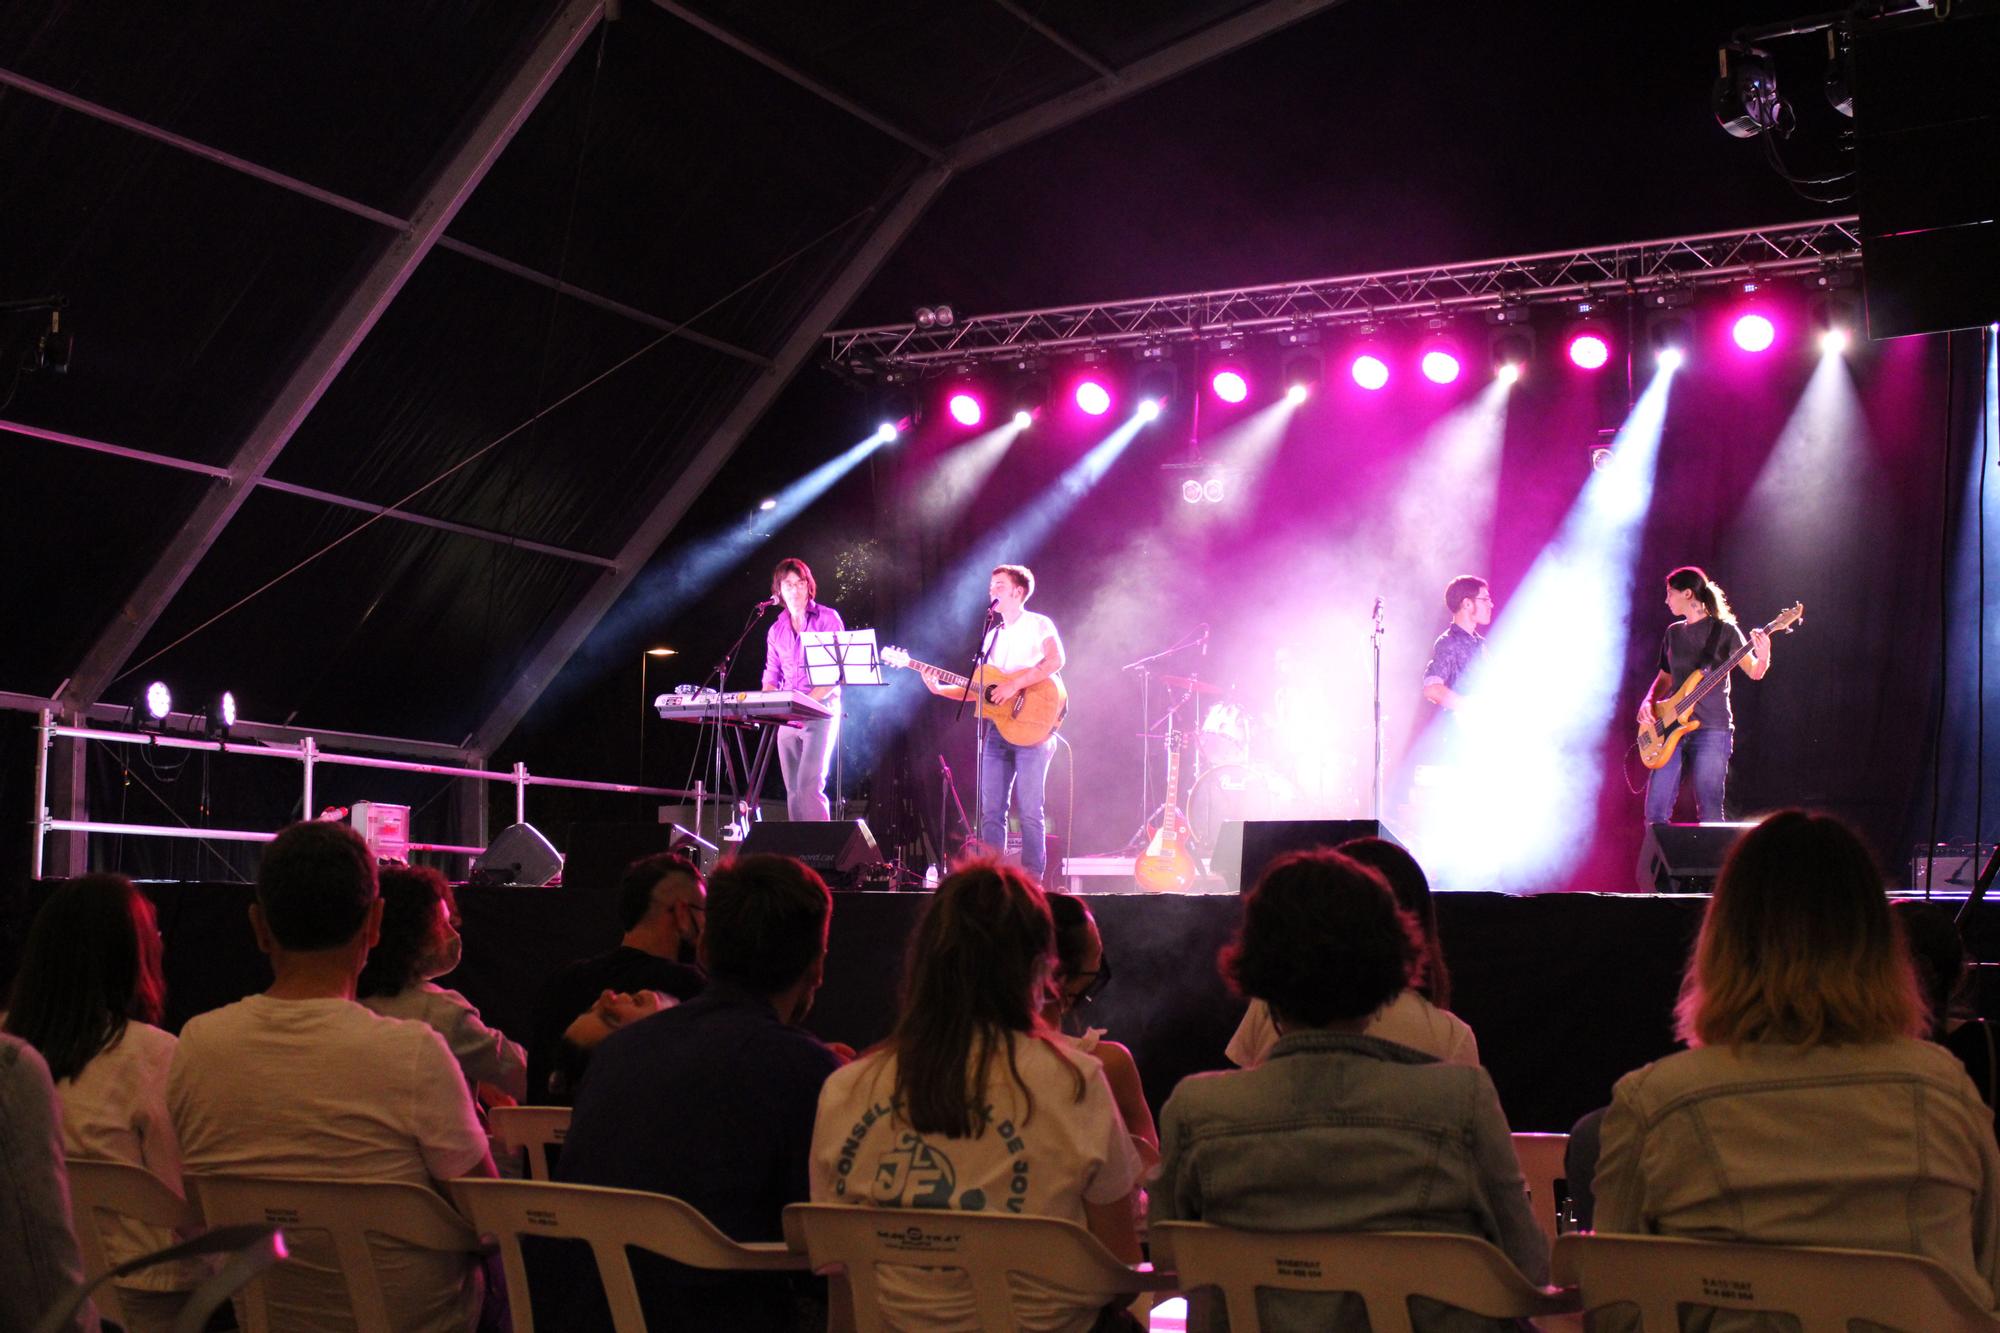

{"left": 881, "top": 646, "right": 1070, "bottom": 747}
{"left": 1135, "top": 729, "right": 1200, "bottom": 893}
{"left": 1638, "top": 602, "right": 1804, "bottom": 770}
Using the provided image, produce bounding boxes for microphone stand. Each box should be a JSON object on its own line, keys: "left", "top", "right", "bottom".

{"left": 963, "top": 601, "right": 1000, "bottom": 853}
{"left": 705, "top": 601, "right": 774, "bottom": 848}
{"left": 1119, "top": 623, "right": 1210, "bottom": 849}
{"left": 1371, "top": 596, "right": 1385, "bottom": 820}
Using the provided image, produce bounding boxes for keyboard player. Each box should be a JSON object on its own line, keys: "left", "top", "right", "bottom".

{"left": 761, "top": 557, "right": 843, "bottom": 820}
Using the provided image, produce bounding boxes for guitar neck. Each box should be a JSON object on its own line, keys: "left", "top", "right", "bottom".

{"left": 902, "top": 657, "right": 971, "bottom": 690}
{"left": 1680, "top": 622, "right": 1766, "bottom": 710}
{"left": 1159, "top": 744, "right": 1183, "bottom": 847}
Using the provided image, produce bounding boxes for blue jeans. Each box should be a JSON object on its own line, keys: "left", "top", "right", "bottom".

{"left": 978, "top": 721, "right": 1054, "bottom": 878}
{"left": 776, "top": 711, "right": 839, "bottom": 820}
{"left": 1644, "top": 723, "right": 1730, "bottom": 824}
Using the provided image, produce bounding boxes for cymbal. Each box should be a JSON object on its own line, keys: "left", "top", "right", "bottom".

{"left": 1159, "top": 674, "right": 1228, "bottom": 694}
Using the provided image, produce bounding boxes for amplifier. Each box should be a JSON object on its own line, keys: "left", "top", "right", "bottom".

{"left": 1909, "top": 845, "right": 1999, "bottom": 893}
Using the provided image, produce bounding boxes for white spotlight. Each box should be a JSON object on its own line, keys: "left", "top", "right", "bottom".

{"left": 1656, "top": 347, "right": 1685, "bottom": 372}
{"left": 1496, "top": 362, "right": 1521, "bottom": 386}
{"left": 1137, "top": 398, "right": 1162, "bottom": 422}
{"left": 1180, "top": 479, "right": 1204, "bottom": 504}
{"left": 874, "top": 422, "right": 898, "bottom": 444}
{"left": 1012, "top": 409, "right": 1033, "bottom": 429}
{"left": 1819, "top": 327, "right": 1851, "bottom": 356}
{"left": 758, "top": 497, "right": 778, "bottom": 511}
{"left": 1285, "top": 383, "right": 1310, "bottom": 405}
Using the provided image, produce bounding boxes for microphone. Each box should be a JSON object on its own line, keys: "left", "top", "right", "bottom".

{"left": 756, "top": 596, "right": 779, "bottom": 610}
{"left": 1372, "top": 596, "right": 1384, "bottom": 623}
{"left": 988, "top": 598, "right": 999, "bottom": 610}
{"left": 1199, "top": 623, "right": 1210, "bottom": 657}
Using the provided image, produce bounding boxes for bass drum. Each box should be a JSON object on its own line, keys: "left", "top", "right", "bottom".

{"left": 1199, "top": 701, "right": 1252, "bottom": 767}
{"left": 1185, "top": 763, "right": 1291, "bottom": 856}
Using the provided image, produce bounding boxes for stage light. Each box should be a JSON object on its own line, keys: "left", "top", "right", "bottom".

{"left": 1496, "top": 362, "right": 1521, "bottom": 386}
{"left": 1351, "top": 354, "right": 1390, "bottom": 391}
{"left": 1075, "top": 380, "right": 1112, "bottom": 416}
{"left": 1421, "top": 349, "right": 1462, "bottom": 385}
{"left": 1568, "top": 334, "right": 1610, "bottom": 371}
{"left": 1657, "top": 346, "right": 1685, "bottom": 371}
{"left": 1713, "top": 45, "right": 1781, "bottom": 139}
{"left": 1285, "top": 383, "right": 1310, "bottom": 404}
{"left": 1181, "top": 479, "right": 1204, "bottom": 504}
{"left": 143, "top": 681, "right": 172, "bottom": 724}
{"left": 1650, "top": 316, "right": 1692, "bottom": 368}
{"left": 1282, "top": 350, "right": 1322, "bottom": 399}
{"left": 947, "top": 391, "right": 983, "bottom": 427}
{"left": 1137, "top": 398, "right": 1162, "bottom": 422}
{"left": 1591, "top": 446, "right": 1615, "bottom": 472}
{"left": 873, "top": 422, "right": 898, "bottom": 444}
{"left": 1202, "top": 476, "right": 1226, "bottom": 503}
{"left": 206, "top": 689, "right": 238, "bottom": 738}
{"left": 1732, "top": 313, "right": 1776, "bottom": 353}
{"left": 1819, "top": 327, "right": 1851, "bottom": 356}
{"left": 758, "top": 497, "right": 778, "bottom": 511}
{"left": 914, "top": 304, "right": 955, "bottom": 328}
{"left": 1489, "top": 330, "right": 1532, "bottom": 382}
{"left": 1211, "top": 369, "right": 1249, "bottom": 404}
{"left": 1012, "top": 409, "right": 1033, "bottom": 428}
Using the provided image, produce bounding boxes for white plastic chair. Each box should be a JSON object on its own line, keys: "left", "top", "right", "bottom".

{"left": 1553, "top": 1231, "right": 2000, "bottom": 1332}
{"left": 486, "top": 1104, "right": 572, "bottom": 1181}
{"left": 64, "top": 1157, "right": 205, "bottom": 1331}
{"left": 786, "top": 1202, "right": 1177, "bottom": 1333}
{"left": 1151, "top": 1221, "right": 1576, "bottom": 1333}
{"left": 1511, "top": 1130, "right": 1571, "bottom": 1251}
{"left": 451, "top": 1177, "right": 807, "bottom": 1333}
{"left": 187, "top": 1174, "right": 485, "bottom": 1333}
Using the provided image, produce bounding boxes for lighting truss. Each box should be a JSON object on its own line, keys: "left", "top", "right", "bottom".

{"left": 827, "top": 217, "right": 1861, "bottom": 370}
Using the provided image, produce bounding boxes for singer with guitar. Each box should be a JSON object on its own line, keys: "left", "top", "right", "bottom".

{"left": 918, "top": 565, "right": 1065, "bottom": 878}
{"left": 1636, "top": 566, "right": 1772, "bottom": 825}
{"left": 761, "top": 557, "right": 844, "bottom": 820}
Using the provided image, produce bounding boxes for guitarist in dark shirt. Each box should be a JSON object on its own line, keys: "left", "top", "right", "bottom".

{"left": 1636, "top": 567, "right": 1772, "bottom": 824}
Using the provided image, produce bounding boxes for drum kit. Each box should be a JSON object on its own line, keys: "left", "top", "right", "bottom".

{"left": 1126, "top": 648, "right": 1296, "bottom": 860}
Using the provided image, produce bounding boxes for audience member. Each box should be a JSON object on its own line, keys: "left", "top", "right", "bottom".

{"left": 168, "top": 820, "right": 496, "bottom": 1333}
{"left": 1155, "top": 848, "right": 1545, "bottom": 1331}
{"left": 810, "top": 859, "right": 1143, "bottom": 1332}
{"left": 526, "top": 851, "right": 706, "bottom": 1104}
{"left": 1226, "top": 836, "right": 1477, "bottom": 1068}
{"left": 358, "top": 864, "right": 527, "bottom": 1104}
{"left": 1043, "top": 890, "right": 1159, "bottom": 1168}
{"left": 0, "top": 1031, "right": 97, "bottom": 1332}
{"left": 555, "top": 853, "right": 841, "bottom": 1330}
{"left": 1593, "top": 810, "right": 2000, "bottom": 1315}
{"left": 1899, "top": 898, "right": 1997, "bottom": 1116}
{"left": 5, "top": 875, "right": 198, "bottom": 1331}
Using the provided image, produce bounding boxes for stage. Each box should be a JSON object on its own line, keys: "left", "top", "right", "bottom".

{"left": 105, "top": 877, "right": 2000, "bottom": 1134}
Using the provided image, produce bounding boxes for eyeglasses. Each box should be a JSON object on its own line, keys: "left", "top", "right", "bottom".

{"left": 1069, "top": 953, "right": 1113, "bottom": 1006}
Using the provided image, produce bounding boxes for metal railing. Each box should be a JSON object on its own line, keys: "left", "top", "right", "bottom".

{"left": 29, "top": 710, "right": 711, "bottom": 879}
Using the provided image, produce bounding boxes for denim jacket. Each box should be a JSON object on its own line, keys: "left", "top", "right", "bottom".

{"left": 1155, "top": 1030, "right": 1546, "bottom": 1331}
{"left": 1596, "top": 1037, "right": 2000, "bottom": 1322}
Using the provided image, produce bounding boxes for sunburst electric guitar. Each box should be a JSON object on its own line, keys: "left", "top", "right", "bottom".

{"left": 1638, "top": 602, "right": 1804, "bottom": 770}
{"left": 1135, "top": 728, "right": 1200, "bottom": 893}
{"left": 880, "top": 646, "right": 1070, "bottom": 747}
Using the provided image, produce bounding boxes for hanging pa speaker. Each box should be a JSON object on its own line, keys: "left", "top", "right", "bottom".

{"left": 470, "top": 822, "right": 563, "bottom": 887}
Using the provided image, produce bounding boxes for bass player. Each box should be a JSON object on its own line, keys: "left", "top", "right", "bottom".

{"left": 918, "top": 564, "right": 1065, "bottom": 878}
{"left": 1635, "top": 565, "right": 1772, "bottom": 825}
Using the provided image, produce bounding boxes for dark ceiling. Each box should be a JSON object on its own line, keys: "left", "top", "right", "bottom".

{"left": 0, "top": 0, "right": 1839, "bottom": 751}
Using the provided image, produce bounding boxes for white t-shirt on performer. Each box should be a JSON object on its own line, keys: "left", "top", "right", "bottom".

{"left": 810, "top": 1032, "right": 1140, "bottom": 1332}
{"left": 168, "top": 995, "right": 489, "bottom": 1333}
{"left": 1225, "top": 990, "right": 1480, "bottom": 1069}
{"left": 982, "top": 610, "right": 1062, "bottom": 673}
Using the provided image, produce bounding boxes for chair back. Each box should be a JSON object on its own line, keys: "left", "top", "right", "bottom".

{"left": 187, "top": 1175, "right": 483, "bottom": 1333}
{"left": 1510, "top": 1131, "right": 1570, "bottom": 1249}
{"left": 1151, "top": 1222, "right": 1574, "bottom": 1333}
{"left": 63, "top": 1159, "right": 203, "bottom": 1329}
{"left": 1553, "top": 1232, "right": 2000, "bottom": 1332}
{"left": 487, "top": 1105, "right": 572, "bottom": 1181}
{"left": 450, "top": 1178, "right": 806, "bottom": 1333}
{"left": 786, "top": 1203, "right": 1175, "bottom": 1333}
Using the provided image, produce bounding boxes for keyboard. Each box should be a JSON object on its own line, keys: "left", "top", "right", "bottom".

{"left": 654, "top": 690, "right": 832, "bottom": 724}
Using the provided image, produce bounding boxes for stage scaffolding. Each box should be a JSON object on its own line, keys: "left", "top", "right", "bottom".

{"left": 826, "top": 217, "right": 1862, "bottom": 368}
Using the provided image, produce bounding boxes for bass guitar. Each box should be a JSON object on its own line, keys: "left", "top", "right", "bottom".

{"left": 1135, "top": 729, "right": 1199, "bottom": 893}
{"left": 881, "top": 646, "right": 1070, "bottom": 747}
{"left": 1638, "top": 602, "right": 1804, "bottom": 770}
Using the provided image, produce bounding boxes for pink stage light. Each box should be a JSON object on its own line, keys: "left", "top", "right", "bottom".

{"left": 1568, "top": 334, "right": 1610, "bottom": 370}
{"left": 1420, "top": 349, "right": 1462, "bottom": 384}
{"left": 1075, "top": 379, "right": 1112, "bottom": 416}
{"left": 1350, "top": 355, "right": 1390, "bottom": 391}
{"left": 1732, "top": 313, "right": 1776, "bottom": 353}
{"left": 1211, "top": 369, "right": 1249, "bottom": 403}
{"left": 947, "top": 392, "right": 983, "bottom": 427}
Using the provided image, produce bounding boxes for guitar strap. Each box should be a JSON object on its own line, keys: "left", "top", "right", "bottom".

{"left": 1700, "top": 618, "right": 1728, "bottom": 670}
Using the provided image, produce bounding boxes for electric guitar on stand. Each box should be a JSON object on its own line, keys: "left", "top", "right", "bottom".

{"left": 1135, "top": 729, "right": 1199, "bottom": 893}
{"left": 880, "top": 646, "right": 1070, "bottom": 747}
{"left": 1638, "top": 602, "right": 1805, "bottom": 769}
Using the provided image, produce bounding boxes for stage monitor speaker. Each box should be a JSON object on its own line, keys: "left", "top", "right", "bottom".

{"left": 738, "top": 819, "right": 882, "bottom": 888}
{"left": 1212, "top": 819, "right": 1405, "bottom": 894}
{"left": 1854, "top": 7, "right": 2000, "bottom": 338}
{"left": 561, "top": 822, "right": 719, "bottom": 897}
{"left": 469, "top": 823, "right": 563, "bottom": 888}
{"left": 1638, "top": 821, "right": 1753, "bottom": 894}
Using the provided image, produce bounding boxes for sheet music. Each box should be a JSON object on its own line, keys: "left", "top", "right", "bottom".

{"left": 803, "top": 628, "right": 884, "bottom": 687}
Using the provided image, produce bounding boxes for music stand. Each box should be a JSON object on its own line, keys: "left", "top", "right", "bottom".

{"left": 803, "top": 628, "right": 885, "bottom": 689}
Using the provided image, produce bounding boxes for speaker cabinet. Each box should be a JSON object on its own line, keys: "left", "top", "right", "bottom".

{"left": 738, "top": 819, "right": 882, "bottom": 888}
{"left": 469, "top": 823, "right": 563, "bottom": 888}
{"left": 1211, "top": 819, "right": 1406, "bottom": 893}
{"left": 1637, "top": 821, "right": 1753, "bottom": 894}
